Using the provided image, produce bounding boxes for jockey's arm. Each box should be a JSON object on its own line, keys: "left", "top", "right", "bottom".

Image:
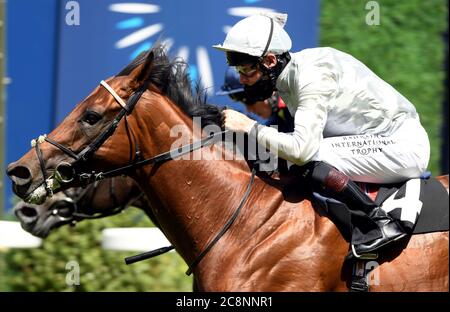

{"left": 251, "top": 66, "right": 337, "bottom": 166}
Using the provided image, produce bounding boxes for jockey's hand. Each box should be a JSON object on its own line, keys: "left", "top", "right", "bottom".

{"left": 223, "top": 109, "right": 257, "bottom": 134}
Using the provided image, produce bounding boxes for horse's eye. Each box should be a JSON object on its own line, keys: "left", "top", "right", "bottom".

{"left": 82, "top": 111, "right": 102, "bottom": 125}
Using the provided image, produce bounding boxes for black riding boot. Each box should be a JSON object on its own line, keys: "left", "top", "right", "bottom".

{"left": 308, "top": 161, "right": 407, "bottom": 255}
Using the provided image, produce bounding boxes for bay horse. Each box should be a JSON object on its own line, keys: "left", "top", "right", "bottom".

{"left": 7, "top": 45, "right": 448, "bottom": 291}
{"left": 13, "top": 176, "right": 151, "bottom": 238}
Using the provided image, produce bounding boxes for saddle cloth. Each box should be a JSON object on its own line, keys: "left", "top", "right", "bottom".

{"left": 371, "top": 176, "right": 449, "bottom": 234}
{"left": 312, "top": 176, "right": 449, "bottom": 241}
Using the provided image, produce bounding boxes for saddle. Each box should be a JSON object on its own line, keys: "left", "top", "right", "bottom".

{"left": 267, "top": 160, "right": 449, "bottom": 239}
{"left": 311, "top": 174, "right": 449, "bottom": 240}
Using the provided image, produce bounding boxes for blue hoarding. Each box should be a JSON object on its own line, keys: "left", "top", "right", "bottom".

{"left": 5, "top": 0, "right": 59, "bottom": 210}
{"left": 55, "top": 0, "right": 318, "bottom": 121}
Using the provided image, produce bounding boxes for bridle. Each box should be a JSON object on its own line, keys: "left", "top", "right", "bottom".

{"left": 31, "top": 78, "right": 257, "bottom": 275}
{"left": 31, "top": 80, "right": 149, "bottom": 196}
{"left": 32, "top": 80, "right": 230, "bottom": 192}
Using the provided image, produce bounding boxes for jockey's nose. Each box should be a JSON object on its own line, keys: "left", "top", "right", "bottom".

{"left": 6, "top": 163, "right": 33, "bottom": 197}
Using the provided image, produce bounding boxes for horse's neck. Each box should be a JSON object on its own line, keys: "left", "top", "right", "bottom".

{"left": 133, "top": 99, "right": 252, "bottom": 263}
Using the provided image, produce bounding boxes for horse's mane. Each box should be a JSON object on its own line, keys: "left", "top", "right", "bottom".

{"left": 117, "top": 44, "right": 224, "bottom": 128}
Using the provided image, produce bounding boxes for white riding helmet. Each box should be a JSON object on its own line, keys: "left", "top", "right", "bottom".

{"left": 213, "top": 13, "right": 292, "bottom": 57}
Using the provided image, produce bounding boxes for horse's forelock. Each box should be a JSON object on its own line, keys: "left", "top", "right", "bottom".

{"left": 116, "top": 50, "right": 152, "bottom": 77}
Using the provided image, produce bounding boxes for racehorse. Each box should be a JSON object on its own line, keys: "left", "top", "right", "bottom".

{"left": 7, "top": 45, "right": 448, "bottom": 291}
{"left": 13, "top": 176, "right": 150, "bottom": 238}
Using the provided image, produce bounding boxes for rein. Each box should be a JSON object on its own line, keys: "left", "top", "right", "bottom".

{"left": 80, "top": 128, "right": 227, "bottom": 183}
{"left": 185, "top": 164, "right": 257, "bottom": 275}
{"left": 124, "top": 165, "right": 257, "bottom": 276}
{"left": 31, "top": 79, "right": 256, "bottom": 276}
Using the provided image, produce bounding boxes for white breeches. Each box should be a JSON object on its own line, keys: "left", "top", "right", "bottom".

{"left": 313, "top": 118, "right": 430, "bottom": 183}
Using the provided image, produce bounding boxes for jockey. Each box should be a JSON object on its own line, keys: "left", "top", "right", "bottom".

{"left": 217, "top": 66, "right": 294, "bottom": 133}
{"left": 213, "top": 13, "right": 430, "bottom": 255}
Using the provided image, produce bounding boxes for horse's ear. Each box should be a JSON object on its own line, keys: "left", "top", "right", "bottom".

{"left": 129, "top": 50, "right": 155, "bottom": 87}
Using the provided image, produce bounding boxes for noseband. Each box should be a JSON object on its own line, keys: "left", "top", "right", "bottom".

{"left": 32, "top": 80, "right": 226, "bottom": 193}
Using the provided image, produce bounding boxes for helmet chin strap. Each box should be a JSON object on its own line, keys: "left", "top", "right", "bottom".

{"left": 259, "top": 17, "right": 274, "bottom": 59}
{"left": 246, "top": 17, "right": 276, "bottom": 101}
{"left": 256, "top": 16, "right": 288, "bottom": 83}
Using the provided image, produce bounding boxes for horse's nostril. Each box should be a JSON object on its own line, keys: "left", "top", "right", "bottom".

{"left": 20, "top": 206, "right": 38, "bottom": 218}
{"left": 7, "top": 165, "right": 33, "bottom": 186}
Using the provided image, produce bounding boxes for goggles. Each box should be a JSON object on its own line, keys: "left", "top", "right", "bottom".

{"left": 235, "top": 64, "right": 258, "bottom": 78}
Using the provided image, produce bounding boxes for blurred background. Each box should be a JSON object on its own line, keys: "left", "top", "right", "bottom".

{"left": 0, "top": 0, "right": 447, "bottom": 291}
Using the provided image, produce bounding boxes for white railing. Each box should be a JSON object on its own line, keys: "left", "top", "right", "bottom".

{"left": 0, "top": 220, "right": 42, "bottom": 249}
{"left": 0, "top": 220, "right": 170, "bottom": 252}
{"left": 101, "top": 227, "right": 171, "bottom": 252}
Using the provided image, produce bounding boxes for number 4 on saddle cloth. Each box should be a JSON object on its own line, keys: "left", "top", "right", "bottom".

{"left": 311, "top": 172, "right": 449, "bottom": 256}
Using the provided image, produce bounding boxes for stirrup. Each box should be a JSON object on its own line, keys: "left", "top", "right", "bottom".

{"left": 351, "top": 245, "right": 378, "bottom": 259}
{"left": 352, "top": 230, "right": 407, "bottom": 257}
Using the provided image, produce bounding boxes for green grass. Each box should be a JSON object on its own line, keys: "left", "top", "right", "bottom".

{"left": 0, "top": 208, "right": 193, "bottom": 292}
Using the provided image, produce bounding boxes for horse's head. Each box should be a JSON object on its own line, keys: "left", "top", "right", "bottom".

{"left": 13, "top": 176, "right": 144, "bottom": 238}
{"left": 7, "top": 50, "right": 157, "bottom": 203}
{"left": 13, "top": 191, "right": 78, "bottom": 238}
{"left": 7, "top": 45, "right": 219, "bottom": 205}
